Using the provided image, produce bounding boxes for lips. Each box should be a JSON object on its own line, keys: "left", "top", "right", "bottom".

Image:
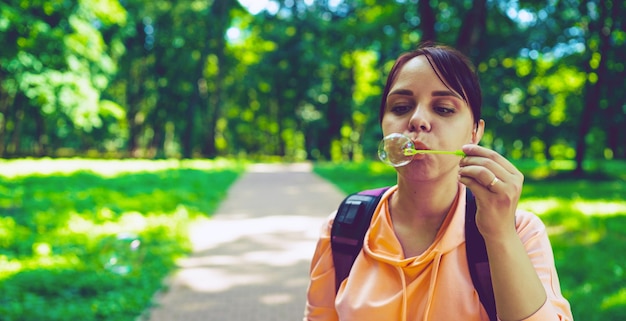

{"left": 411, "top": 140, "right": 429, "bottom": 151}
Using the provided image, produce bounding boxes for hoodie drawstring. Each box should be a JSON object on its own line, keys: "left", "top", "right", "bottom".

{"left": 397, "top": 266, "right": 408, "bottom": 321}
{"left": 423, "top": 251, "right": 442, "bottom": 320}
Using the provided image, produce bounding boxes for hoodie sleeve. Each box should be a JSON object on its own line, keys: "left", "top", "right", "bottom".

{"left": 513, "top": 210, "right": 573, "bottom": 321}
{"left": 303, "top": 213, "right": 339, "bottom": 321}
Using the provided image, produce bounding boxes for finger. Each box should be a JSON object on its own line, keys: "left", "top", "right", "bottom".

{"left": 460, "top": 157, "right": 508, "bottom": 186}
{"left": 460, "top": 153, "right": 519, "bottom": 190}
{"left": 458, "top": 164, "right": 503, "bottom": 193}
{"left": 459, "top": 147, "right": 510, "bottom": 182}
{"left": 486, "top": 175, "right": 501, "bottom": 191}
{"left": 459, "top": 176, "right": 496, "bottom": 197}
{"left": 461, "top": 144, "right": 518, "bottom": 175}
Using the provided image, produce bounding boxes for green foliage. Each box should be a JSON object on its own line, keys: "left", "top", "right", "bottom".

{"left": 537, "top": 205, "right": 626, "bottom": 321}
{"left": 0, "top": 158, "right": 244, "bottom": 321}
{"left": 314, "top": 160, "right": 626, "bottom": 321}
{"left": 519, "top": 173, "right": 626, "bottom": 321}
{"left": 314, "top": 161, "right": 397, "bottom": 193}
{"left": 1, "top": 0, "right": 625, "bottom": 165}
{"left": 0, "top": 0, "right": 125, "bottom": 132}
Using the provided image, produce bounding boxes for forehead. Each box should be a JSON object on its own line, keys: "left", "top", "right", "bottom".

{"left": 390, "top": 55, "right": 467, "bottom": 100}
{"left": 391, "top": 56, "right": 445, "bottom": 90}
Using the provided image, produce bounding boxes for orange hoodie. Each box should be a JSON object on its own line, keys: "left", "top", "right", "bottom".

{"left": 304, "top": 185, "right": 572, "bottom": 321}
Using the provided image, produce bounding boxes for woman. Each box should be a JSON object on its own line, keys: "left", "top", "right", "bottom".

{"left": 304, "top": 43, "right": 572, "bottom": 321}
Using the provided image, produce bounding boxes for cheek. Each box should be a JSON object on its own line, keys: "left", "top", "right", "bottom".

{"left": 439, "top": 125, "right": 474, "bottom": 146}
{"left": 461, "top": 130, "right": 476, "bottom": 145}
{"left": 380, "top": 118, "right": 398, "bottom": 135}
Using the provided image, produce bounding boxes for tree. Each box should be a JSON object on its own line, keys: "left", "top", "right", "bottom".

{"left": 2, "top": 0, "right": 624, "bottom": 171}
{"left": 0, "top": 0, "right": 127, "bottom": 157}
{"left": 574, "top": 0, "right": 617, "bottom": 174}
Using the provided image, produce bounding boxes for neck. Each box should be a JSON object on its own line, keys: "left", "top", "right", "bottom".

{"left": 391, "top": 176, "right": 460, "bottom": 226}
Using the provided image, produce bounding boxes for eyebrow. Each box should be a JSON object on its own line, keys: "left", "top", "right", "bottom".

{"left": 432, "top": 90, "right": 463, "bottom": 100}
{"left": 388, "top": 89, "right": 463, "bottom": 100}
{"left": 388, "top": 89, "right": 414, "bottom": 96}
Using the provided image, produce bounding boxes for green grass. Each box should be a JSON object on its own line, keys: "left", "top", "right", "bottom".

{"left": 0, "top": 158, "right": 244, "bottom": 321}
{"left": 314, "top": 160, "right": 626, "bottom": 321}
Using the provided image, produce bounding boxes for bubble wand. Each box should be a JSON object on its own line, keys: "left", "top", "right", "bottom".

{"left": 403, "top": 149, "right": 465, "bottom": 157}
{"left": 378, "top": 133, "right": 465, "bottom": 167}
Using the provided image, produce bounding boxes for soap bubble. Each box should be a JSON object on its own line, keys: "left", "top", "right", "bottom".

{"left": 378, "top": 133, "right": 415, "bottom": 167}
{"left": 100, "top": 232, "right": 143, "bottom": 275}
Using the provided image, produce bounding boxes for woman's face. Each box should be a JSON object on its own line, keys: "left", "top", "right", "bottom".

{"left": 381, "top": 55, "right": 484, "bottom": 181}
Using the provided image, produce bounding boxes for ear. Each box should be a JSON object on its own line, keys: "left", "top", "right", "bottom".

{"left": 471, "top": 119, "right": 485, "bottom": 144}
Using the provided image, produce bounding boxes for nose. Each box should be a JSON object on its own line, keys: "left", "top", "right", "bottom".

{"left": 409, "top": 107, "right": 431, "bottom": 132}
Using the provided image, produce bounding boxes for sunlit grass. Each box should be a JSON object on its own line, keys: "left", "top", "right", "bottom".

{"left": 520, "top": 198, "right": 626, "bottom": 217}
{"left": 0, "top": 157, "right": 238, "bottom": 178}
{"left": 603, "top": 288, "right": 626, "bottom": 310}
{"left": 0, "top": 158, "right": 244, "bottom": 321}
{"left": 314, "top": 160, "right": 626, "bottom": 321}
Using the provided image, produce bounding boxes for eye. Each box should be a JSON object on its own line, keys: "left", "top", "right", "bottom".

{"left": 434, "top": 106, "right": 456, "bottom": 115}
{"left": 390, "top": 104, "right": 413, "bottom": 115}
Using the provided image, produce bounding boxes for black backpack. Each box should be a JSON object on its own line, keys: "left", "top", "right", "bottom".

{"left": 330, "top": 187, "right": 497, "bottom": 321}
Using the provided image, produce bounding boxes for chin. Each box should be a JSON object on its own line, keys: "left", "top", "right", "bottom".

{"left": 396, "top": 160, "right": 457, "bottom": 181}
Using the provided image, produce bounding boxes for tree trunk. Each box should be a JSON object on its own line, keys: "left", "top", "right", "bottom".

{"left": 418, "top": 0, "right": 436, "bottom": 42}
{"left": 124, "top": 20, "right": 151, "bottom": 158}
{"left": 34, "top": 108, "right": 46, "bottom": 156}
{"left": 261, "top": 96, "right": 280, "bottom": 156}
{"left": 124, "top": 60, "right": 148, "bottom": 158}
{"left": 126, "top": 87, "right": 144, "bottom": 158}
{"left": 204, "top": 62, "right": 223, "bottom": 158}
{"left": 456, "top": 0, "right": 487, "bottom": 59}
{"left": 320, "top": 64, "right": 353, "bottom": 160}
{"left": 7, "top": 101, "right": 23, "bottom": 156}
{"left": 574, "top": 0, "right": 611, "bottom": 175}
{"left": 204, "top": 80, "right": 219, "bottom": 158}
{"left": 0, "top": 74, "right": 15, "bottom": 157}
{"left": 202, "top": 0, "right": 230, "bottom": 158}
{"left": 606, "top": 123, "right": 623, "bottom": 159}
{"left": 148, "top": 108, "right": 166, "bottom": 159}
{"left": 320, "top": 98, "right": 339, "bottom": 160}
{"left": 182, "top": 77, "right": 200, "bottom": 159}
{"left": 602, "top": 0, "right": 623, "bottom": 160}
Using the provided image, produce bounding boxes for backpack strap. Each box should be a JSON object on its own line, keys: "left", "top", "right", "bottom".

{"left": 465, "top": 189, "right": 497, "bottom": 321}
{"left": 330, "top": 187, "right": 389, "bottom": 293}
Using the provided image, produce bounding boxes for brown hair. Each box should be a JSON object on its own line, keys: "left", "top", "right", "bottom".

{"left": 379, "top": 43, "right": 482, "bottom": 127}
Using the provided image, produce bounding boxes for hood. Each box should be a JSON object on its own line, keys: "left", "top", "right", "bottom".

{"left": 363, "top": 184, "right": 467, "bottom": 268}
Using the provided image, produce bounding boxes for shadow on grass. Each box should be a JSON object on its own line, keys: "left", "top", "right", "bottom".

{"left": 0, "top": 169, "right": 239, "bottom": 253}
{"left": 546, "top": 212, "right": 626, "bottom": 321}
{"left": 0, "top": 167, "right": 241, "bottom": 321}
{"left": 518, "top": 171, "right": 626, "bottom": 321}
{"left": 1, "top": 169, "right": 237, "bottom": 224}
{"left": 0, "top": 245, "right": 174, "bottom": 321}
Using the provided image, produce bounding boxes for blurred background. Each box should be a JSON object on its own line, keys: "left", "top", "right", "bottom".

{"left": 1, "top": 0, "right": 625, "bottom": 320}
{"left": 1, "top": 0, "right": 624, "bottom": 170}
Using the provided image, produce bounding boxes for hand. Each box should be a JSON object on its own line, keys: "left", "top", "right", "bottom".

{"left": 457, "top": 144, "right": 524, "bottom": 240}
